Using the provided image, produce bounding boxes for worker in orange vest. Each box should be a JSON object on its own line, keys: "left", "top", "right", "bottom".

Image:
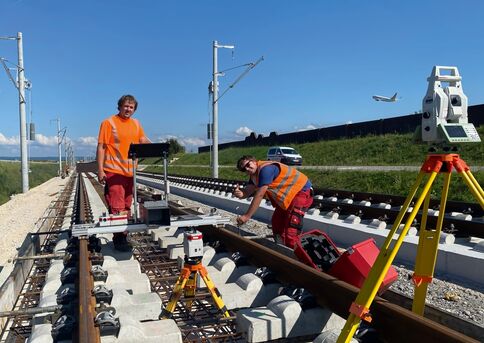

{"left": 234, "top": 155, "right": 313, "bottom": 248}
{"left": 97, "top": 94, "right": 151, "bottom": 251}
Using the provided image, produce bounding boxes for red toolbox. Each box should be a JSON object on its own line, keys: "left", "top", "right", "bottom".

{"left": 294, "top": 230, "right": 341, "bottom": 272}
{"left": 328, "top": 238, "right": 398, "bottom": 294}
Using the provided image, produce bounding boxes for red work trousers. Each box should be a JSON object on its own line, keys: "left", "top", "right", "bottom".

{"left": 271, "top": 188, "right": 313, "bottom": 249}
{"left": 104, "top": 172, "right": 133, "bottom": 216}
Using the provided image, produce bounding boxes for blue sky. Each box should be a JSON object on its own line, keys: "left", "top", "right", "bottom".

{"left": 1, "top": 0, "right": 483, "bottom": 157}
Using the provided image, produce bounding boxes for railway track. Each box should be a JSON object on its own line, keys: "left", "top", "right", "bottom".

{"left": 138, "top": 172, "right": 483, "bottom": 239}
{"left": 0, "top": 175, "right": 77, "bottom": 341}
{"left": 135, "top": 172, "right": 484, "bottom": 285}
{"left": 75, "top": 175, "right": 100, "bottom": 342}
{"left": 0, "top": 171, "right": 481, "bottom": 342}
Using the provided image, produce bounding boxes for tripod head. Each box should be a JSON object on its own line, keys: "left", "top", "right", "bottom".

{"left": 416, "top": 66, "right": 480, "bottom": 151}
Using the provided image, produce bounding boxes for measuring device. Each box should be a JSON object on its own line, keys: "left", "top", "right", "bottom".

{"left": 160, "top": 229, "right": 230, "bottom": 319}
{"left": 419, "top": 66, "right": 481, "bottom": 144}
{"left": 338, "top": 66, "right": 484, "bottom": 343}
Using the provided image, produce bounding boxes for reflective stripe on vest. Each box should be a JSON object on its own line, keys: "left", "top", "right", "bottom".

{"left": 105, "top": 116, "right": 140, "bottom": 175}
{"left": 254, "top": 161, "right": 308, "bottom": 210}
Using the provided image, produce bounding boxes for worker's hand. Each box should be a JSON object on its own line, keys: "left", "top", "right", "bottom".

{"left": 98, "top": 171, "right": 106, "bottom": 184}
{"left": 233, "top": 184, "right": 244, "bottom": 199}
{"left": 236, "top": 214, "right": 250, "bottom": 226}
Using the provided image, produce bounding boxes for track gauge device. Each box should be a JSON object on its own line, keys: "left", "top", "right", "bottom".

{"left": 419, "top": 66, "right": 480, "bottom": 144}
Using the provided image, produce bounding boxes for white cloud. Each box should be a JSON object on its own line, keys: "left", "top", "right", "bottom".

{"left": 156, "top": 134, "right": 207, "bottom": 153}
{"left": 34, "top": 134, "right": 58, "bottom": 146}
{"left": 178, "top": 137, "right": 206, "bottom": 146}
{"left": 0, "top": 133, "right": 19, "bottom": 145}
{"left": 0, "top": 132, "right": 99, "bottom": 158}
{"left": 76, "top": 136, "right": 98, "bottom": 146}
{"left": 235, "top": 126, "right": 253, "bottom": 137}
{"left": 157, "top": 134, "right": 177, "bottom": 141}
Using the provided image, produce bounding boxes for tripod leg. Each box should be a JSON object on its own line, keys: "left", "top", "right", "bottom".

{"left": 461, "top": 171, "right": 484, "bottom": 207}
{"left": 184, "top": 272, "right": 197, "bottom": 310}
{"left": 198, "top": 266, "right": 230, "bottom": 317}
{"left": 379, "top": 172, "right": 426, "bottom": 251}
{"left": 412, "top": 172, "right": 451, "bottom": 315}
{"left": 160, "top": 267, "right": 191, "bottom": 319}
{"left": 465, "top": 171, "right": 484, "bottom": 197}
{"left": 337, "top": 170, "right": 439, "bottom": 343}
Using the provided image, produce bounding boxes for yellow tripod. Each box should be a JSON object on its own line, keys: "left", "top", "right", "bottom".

{"left": 337, "top": 154, "right": 484, "bottom": 343}
{"left": 160, "top": 256, "right": 230, "bottom": 319}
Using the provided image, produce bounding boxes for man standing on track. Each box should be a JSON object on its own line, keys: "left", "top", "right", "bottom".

{"left": 233, "top": 155, "right": 313, "bottom": 248}
{"left": 97, "top": 94, "right": 151, "bottom": 251}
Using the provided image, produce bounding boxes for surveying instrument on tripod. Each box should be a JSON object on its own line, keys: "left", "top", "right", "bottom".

{"left": 160, "top": 229, "right": 230, "bottom": 319}
{"left": 337, "top": 66, "right": 483, "bottom": 343}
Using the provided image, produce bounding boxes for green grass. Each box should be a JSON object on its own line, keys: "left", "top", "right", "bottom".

{"left": 167, "top": 126, "right": 484, "bottom": 167}
{"left": 0, "top": 162, "right": 58, "bottom": 205}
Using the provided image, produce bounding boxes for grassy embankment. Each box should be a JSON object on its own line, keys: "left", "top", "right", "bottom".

{"left": 0, "top": 162, "right": 58, "bottom": 205}
{"left": 144, "top": 128, "right": 484, "bottom": 202}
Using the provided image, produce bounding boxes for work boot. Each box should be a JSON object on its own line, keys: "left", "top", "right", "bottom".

{"left": 113, "top": 233, "right": 132, "bottom": 252}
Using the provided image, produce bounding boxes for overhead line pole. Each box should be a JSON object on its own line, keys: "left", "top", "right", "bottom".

{"left": 17, "top": 32, "right": 29, "bottom": 192}
{"left": 57, "top": 119, "right": 62, "bottom": 176}
{"left": 51, "top": 118, "right": 63, "bottom": 176}
{"left": 65, "top": 140, "right": 69, "bottom": 171}
{"left": 1, "top": 33, "right": 29, "bottom": 192}
{"left": 212, "top": 40, "right": 234, "bottom": 178}
{"left": 212, "top": 41, "right": 219, "bottom": 178}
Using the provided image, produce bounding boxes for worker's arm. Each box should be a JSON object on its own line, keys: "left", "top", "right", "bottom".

{"left": 236, "top": 185, "right": 268, "bottom": 225}
{"left": 96, "top": 143, "right": 107, "bottom": 184}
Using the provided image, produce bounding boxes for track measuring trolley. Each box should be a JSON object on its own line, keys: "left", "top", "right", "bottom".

{"left": 338, "top": 66, "right": 483, "bottom": 342}
{"left": 73, "top": 143, "right": 230, "bottom": 237}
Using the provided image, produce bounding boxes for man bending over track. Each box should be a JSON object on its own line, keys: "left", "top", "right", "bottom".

{"left": 233, "top": 155, "right": 313, "bottom": 248}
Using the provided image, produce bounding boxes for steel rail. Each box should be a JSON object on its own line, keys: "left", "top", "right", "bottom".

{"left": 202, "top": 226, "right": 478, "bottom": 343}
{"left": 78, "top": 238, "right": 99, "bottom": 343}
{"left": 76, "top": 176, "right": 100, "bottom": 343}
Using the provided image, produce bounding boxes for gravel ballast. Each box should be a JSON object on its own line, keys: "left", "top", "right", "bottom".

{"left": 0, "top": 177, "right": 481, "bottom": 333}
{"left": 0, "top": 177, "right": 68, "bottom": 266}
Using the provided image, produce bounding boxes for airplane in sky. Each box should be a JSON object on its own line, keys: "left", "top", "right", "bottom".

{"left": 372, "top": 92, "right": 399, "bottom": 102}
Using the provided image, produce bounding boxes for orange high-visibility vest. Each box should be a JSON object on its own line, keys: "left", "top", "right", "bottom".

{"left": 252, "top": 161, "right": 308, "bottom": 210}
{"left": 98, "top": 115, "right": 144, "bottom": 177}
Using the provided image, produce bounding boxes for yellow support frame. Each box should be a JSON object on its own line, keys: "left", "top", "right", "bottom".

{"left": 337, "top": 154, "right": 484, "bottom": 343}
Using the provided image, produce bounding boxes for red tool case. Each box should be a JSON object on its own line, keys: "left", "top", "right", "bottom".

{"left": 328, "top": 238, "right": 398, "bottom": 294}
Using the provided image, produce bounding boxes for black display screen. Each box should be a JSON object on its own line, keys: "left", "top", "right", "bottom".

{"left": 443, "top": 125, "right": 467, "bottom": 138}
{"left": 128, "top": 143, "right": 170, "bottom": 158}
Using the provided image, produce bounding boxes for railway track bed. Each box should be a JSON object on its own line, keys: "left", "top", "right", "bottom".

{"left": 0, "top": 172, "right": 482, "bottom": 342}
